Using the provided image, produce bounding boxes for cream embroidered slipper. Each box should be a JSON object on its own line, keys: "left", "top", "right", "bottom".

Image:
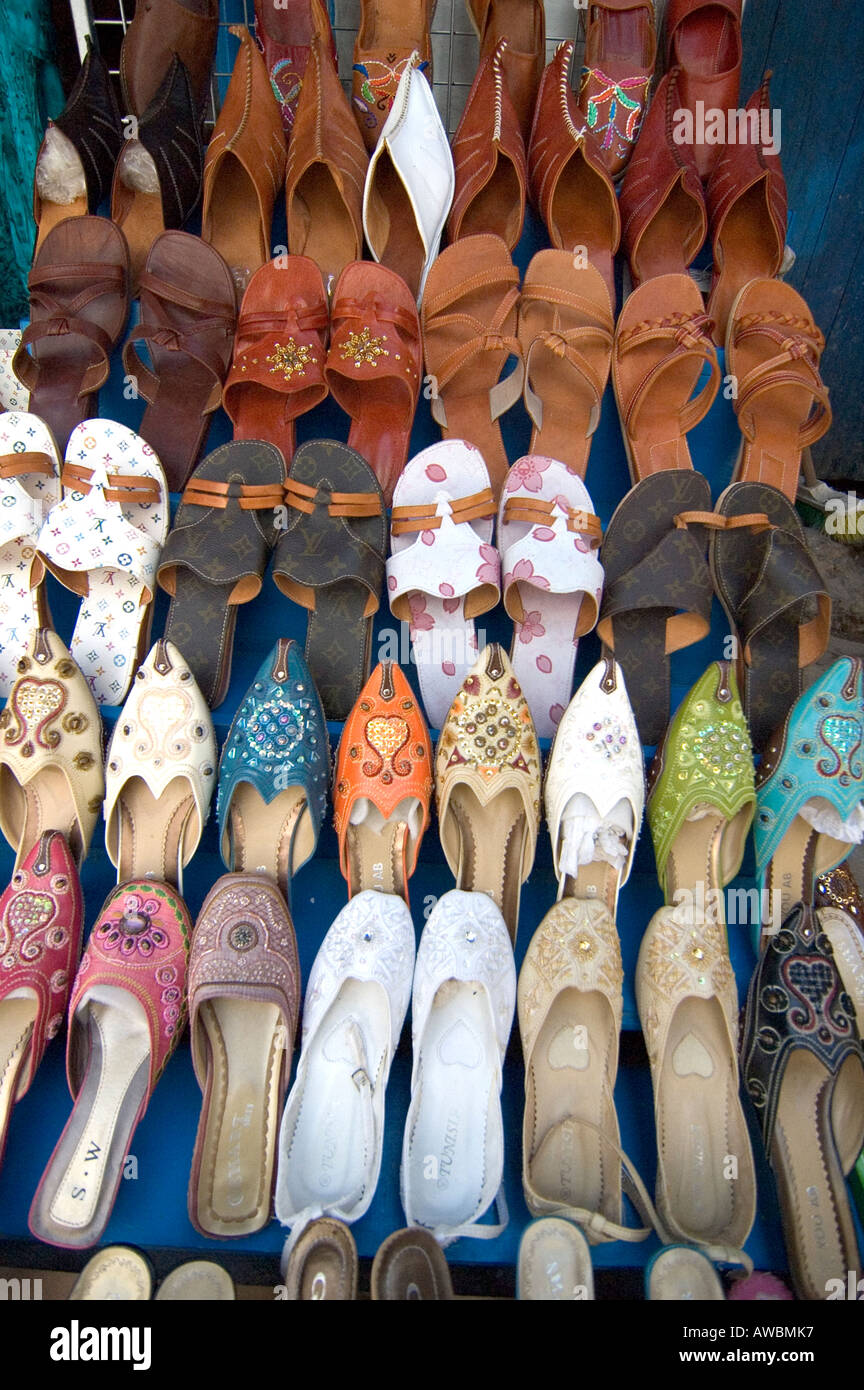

{"left": 0, "top": 411, "right": 61, "bottom": 697}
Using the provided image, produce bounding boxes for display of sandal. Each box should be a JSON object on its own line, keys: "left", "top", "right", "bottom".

{"left": 188, "top": 873, "right": 300, "bottom": 1239}
{"left": 103, "top": 640, "right": 217, "bottom": 893}
{"left": 528, "top": 42, "right": 621, "bottom": 308}
{"left": 216, "top": 640, "right": 329, "bottom": 903}
{"left": 352, "top": 0, "right": 434, "bottom": 152}
{"left": 0, "top": 831, "right": 83, "bottom": 1173}
{"left": 332, "top": 661, "right": 432, "bottom": 901}
{"left": 272, "top": 439, "right": 386, "bottom": 722}
{"left": 120, "top": 0, "right": 219, "bottom": 116}
{"left": 578, "top": 0, "right": 657, "bottom": 180}
{"left": 447, "top": 40, "right": 527, "bottom": 253}
{"left": 37, "top": 418, "right": 169, "bottom": 706}
{"left": 421, "top": 233, "right": 523, "bottom": 495}
{"left": 741, "top": 902, "right": 864, "bottom": 1301}
{"left": 401, "top": 889, "right": 516, "bottom": 1243}
{"left": 466, "top": 0, "right": 545, "bottom": 141}
{"left": 281, "top": 1217, "right": 358, "bottom": 1299}
{"left": 435, "top": 643, "right": 541, "bottom": 943}
{"left": 499, "top": 455, "right": 604, "bottom": 738}
{"left": 222, "top": 255, "right": 329, "bottom": 460}
{"left": 371, "top": 1227, "right": 454, "bottom": 1300}
{"left": 710, "top": 481, "right": 831, "bottom": 752}
{"left": 517, "top": 253, "right": 614, "bottom": 474}
{"left": 663, "top": 0, "right": 743, "bottom": 181}
{"left": 29, "top": 878, "right": 191, "bottom": 1249}
{"left": 0, "top": 410, "right": 61, "bottom": 697}
{"left": 386, "top": 439, "right": 499, "bottom": 728}
{"left": 157, "top": 440, "right": 287, "bottom": 708}
{"left": 517, "top": 1219, "right": 594, "bottom": 1300}
{"left": 68, "top": 1245, "right": 153, "bottom": 1300}
{"left": 725, "top": 279, "right": 831, "bottom": 504}
{"left": 0, "top": 628, "right": 104, "bottom": 869}
{"left": 274, "top": 890, "right": 415, "bottom": 1231}
{"left": 254, "top": 0, "right": 338, "bottom": 133}
{"left": 325, "top": 261, "right": 422, "bottom": 504}
{"left": 12, "top": 215, "right": 130, "bottom": 455}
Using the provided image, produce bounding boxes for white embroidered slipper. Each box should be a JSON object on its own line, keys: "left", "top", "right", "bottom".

{"left": 37, "top": 419, "right": 168, "bottom": 706}
{"left": 0, "top": 411, "right": 61, "bottom": 696}
{"left": 387, "top": 439, "right": 500, "bottom": 728}
{"left": 498, "top": 454, "right": 604, "bottom": 738}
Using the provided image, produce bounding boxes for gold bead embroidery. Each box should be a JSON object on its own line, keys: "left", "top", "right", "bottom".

{"left": 266, "top": 339, "right": 312, "bottom": 380}
{"left": 340, "top": 327, "right": 389, "bottom": 367}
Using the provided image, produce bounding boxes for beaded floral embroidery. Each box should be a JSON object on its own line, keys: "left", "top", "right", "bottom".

{"left": 94, "top": 891, "right": 170, "bottom": 958}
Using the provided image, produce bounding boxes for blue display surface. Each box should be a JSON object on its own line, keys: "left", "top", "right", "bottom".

{"left": 0, "top": 206, "right": 809, "bottom": 1287}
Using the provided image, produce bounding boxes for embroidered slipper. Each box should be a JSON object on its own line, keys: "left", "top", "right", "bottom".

{"left": 0, "top": 831, "right": 83, "bottom": 1174}
{"left": 157, "top": 440, "right": 287, "bottom": 708}
{"left": 499, "top": 455, "right": 604, "bottom": 738}
{"left": 0, "top": 628, "right": 104, "bottom": 869}
{"left": 103, "top": 640, "right": 217, "bottom": 893}
{"left": 434, "top": 643, "right": 541, "bottom": 943}
{"left": 37, "top": 419, "right": 169, "bottom": 707}
{"left": 188, "top": 873, "right": 300, "bottom": 1239}
{"left": 216, "top": 639, "right": 329, "bottom": 907}
{"left": 333, "top": 661, "right": 432, "bottom": 902}
{"left": 386, "top": 439, "right": 500, "bottom": 729}
{"left": 0, "top": 411, "right": 61, "bottom": 697}
{"left": 29, "top": 879, "right": 190, "bottom": 1249}
{"left": 69, "top": 1245, "right": 153, "bottom": 1299}
{"left": 272, "top": 439, "right": 387, "bottom": 721}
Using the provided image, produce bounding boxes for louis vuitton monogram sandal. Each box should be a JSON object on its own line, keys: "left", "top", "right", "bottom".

{"left": 0, "top": 410, "right": 61, "bottom": 697}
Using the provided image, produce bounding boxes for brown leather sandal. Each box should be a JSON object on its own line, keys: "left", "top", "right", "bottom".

{"left": 421, "top": 233, "right": 523, "bottom": 496}
{"left": 518, "top": 252, "right": 613, "bottom": 475}
{"left": 447, "top": 39, "right": 527, "bottom": 253}
{"left": 726, "top": 278, "right": 830, "bottom": 503}
{"left": 613, "top": 272, "right": 720, "bottom": 480}
{"left": 12, "top": 215, "right": 130, "bottom": 454}
{"left": 122, "top": 230, "right": 237, "bottom": 492}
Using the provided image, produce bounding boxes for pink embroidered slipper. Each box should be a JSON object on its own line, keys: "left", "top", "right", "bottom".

{"left": 29, "top": 879, "right": 190, "bottom": 1249}
{"left": 498, "top": 455, "right": 604, "bottom": 738}
{"left": 0, "top": 830, "right": 83, "bottom": 1173}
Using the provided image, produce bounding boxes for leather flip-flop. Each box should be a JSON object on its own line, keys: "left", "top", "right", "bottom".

{"left": 157, "top": 440, "right": 287, "bottom": 708}
{"left": 13, "top": 215, "right": 130, "bottom": 455}
{"left": 434, "top": 643, "right": 541, "bottom": 943}
{"left": 333, "top": 660, "right": 432, "bottom": 903}
{"left": 597, "top": 470, "right": 714, "bottom": 747}
{"left": 222, "top": 255, "right": 329, "bottom": 460}
{"left": 29, "top": 879, "right": 190, "bottom": 1249}
{"left": 272, "top": 439, "right": 386, "bottom": 721}
{"left": 710, "top": 480, "right": 831, "bottom": 751}
{"left": 0, "top": 410, "right": 61, "bottom": 696}
{"left": 188, "top": 873, "right": 300, "bottom": 1239}
{"left": 123, "top": 230, "right": 237, "bottom": 492}
{"left": 326, "top": 261, "right": 422, "bottom": 505}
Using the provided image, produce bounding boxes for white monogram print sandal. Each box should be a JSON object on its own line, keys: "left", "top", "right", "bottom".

{"left": 0, "top": 411, "right": 61, "bottom": 696}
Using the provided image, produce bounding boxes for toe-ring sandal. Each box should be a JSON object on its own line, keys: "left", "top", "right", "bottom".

{"left": 421, "top": 234, "right": 524, "bottom": 496}
{"left": 0, "top": 410, "right": 61, "bottom": 696}
{"left": 435, "top": 643, "right": 541, "bottom": 943}
{"left": 157, "top": 440, "right": 287, "bottom": 708}
{"left": 597, "top": 469, "right": 714, "bottom": 746}
{"left": 326, "top": 261, "right": 422, "bottom": 505}
{"left": 741, "top": 902, "right": 864, "bottom": 1301}
{"left": 333, "top": 660, "right": 432, "bottom": 903}
{"left": 517, "top": 253, "right": 613, "bottom": 475}
{"left": 28, "top": 879, "right": 190, "bottom": 1249}
{"left": 217, "top": 639, "right": 329, "bottom": 905}
{"left": 0, "top": 628, "right": 104, "bottom": 868}
{"left": 753, "top": 657, "right": 864, "bottom": 950}
{"left": 499, "top": 454, "right": 604, "bottom": 738}
{"left": 103, "top": 640, "right": 217, "bottom": 892}
{"left": 613, "top": 272, "right": 720, "bottom": 480}
{"left": 38, "top": 418, "right": 169, "bottom": 706}
{"left": 222, "top": 254, "right": 329, "bottom": 459}
{"left": 12, "top": 215, "right": 130, "bottom": 454}
{"left": 710, "top": 480, "right": 831, "bottom": 752}
{"left": 272, "top": 439, "right": 387, "bottom": 721}
{"left": 188, "top": 873, "right": 300, "bottom": 1239}
{"left": 386, "top": 439, "right": 500, "bottom": 729}
{"left": 122, "top": 230, "right": 237, "bottom": 492}
{"left": 726, "top": 278, "right": 831, "bottom": 503}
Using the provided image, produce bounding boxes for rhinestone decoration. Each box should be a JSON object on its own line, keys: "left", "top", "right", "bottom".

{"left": 229, "top": 922, "right": 259, "bottom": 952}
{"left": 340, "top": 327, "right": 389, "bottom": 367}
{"left": 366, "top": 716, "right": 409, "bottom": 761}
{"left": 584, "top": 715, "right": 629, "bottom": 759}
{"left": 266, "top": 339, "right": 312, "bottom": 381}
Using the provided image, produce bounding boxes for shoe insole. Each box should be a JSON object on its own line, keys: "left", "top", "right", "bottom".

{"left": 527, "top": 987, "right": 618, "bottom": 1221}
{"left": 30, "top": 995, "right": 150, "bottom": 1247}
{"left": 623, "top": 349, "right": 704, "bottom": 477}
{"left": 367, "top": 150, "right": 426, "bottom": 302}
{"left": 766, "top": 820, "right": 850, "bottom": 939}
{"left": 35, "top": 196, "right": 88, "bottom": 254}
{"left": 511, "top": 591, "right": 582, "bottom": 740}
{"left": 277, "top": 980, "right": 387, "bottom": 1217}
{"left": 647, "top": 1246, "right": 724, "bottom": 1300}
{"left": 192, "top": 998, "right": 285, "bottom": 1237}
{"left": 296, "top": 1245, "right": 354, "bottom": 1300}
{"left": 208, "top": 156, "right": 265, "bottom": 299}
{"left": 734, "top": 385, "right": 813, "bottom": 502}
{"left": 118, "top": 189, "right": 164, "bottom": 294}
{"left": 663, "top": 813, "right": 731, "bottom": 920}
{"left": 290, "top": 163, "right": 359, "bottom": 292}
{"left": 138, "top": 351, "right": 214, "bottom": 490}
{"left": 404, "top": 980, "right": 499, "bottom": 1231}
{"left": 0, "top": 540, "right": 46, "bottom": 696}
{"left": 632, "top": 182, "right": 696, "bottom": 281}
{"left": 592, "top": 7, "right": 653, "bottom": 67}
{"left": 524, "top": 341, "right": 599, "bottom": 476}
{"left": 0, "top": 994, "right": 38, "bottom": 1160}
{"left": 304, "top": 582, "right": 372, "bottom": 722}
{"left": 115, "top": 779, "right": 196, "bottom": 888}
{"left": 227, "top": 784, "right": 311, "bottom": 891}
{"left": 69, "top": 1246, "right": 153, "bottom": 1300}
{"left": 458, "top": 157, "right": 522, "bottom": 250}
{"left": 70, "top": 565, "right": 152, "bottom": 707}
{"left": 411, "top": 599, "right": 478, "bottom": 731}
{"left": 164, "top": 572, "right": 237, "bottom": 708}
{"left": 562, "top": 860, "right": 619, "bottom": 918}
{"left": 550, "top": 158, "right": 613, "bottom": 280}
{"left": 710, "top": 182, "right": 779, "bottom": 342}
{"left": 0, "top": 763, "right": 84, "bottom": 868}
{"left": 346, "top": 816, "right": 409, "bottom": 898}
{"left": 771, "top": 1051, "right": 864, "bottom": 1301}
{"left": 450, "top": 786, "right": 527, "bottom": 943}
{"left": 518, "top": 1219, "right": 593, "bottom": 1300}
{"left": 156, "top": 1261, "right": 235, "bottom": 1300}
{"left": 674, "top": 7, "right": 738, "bottom": 74}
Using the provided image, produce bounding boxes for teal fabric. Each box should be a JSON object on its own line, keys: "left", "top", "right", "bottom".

{"left": 0, "top": 0, "right": 63, "bottom": 323}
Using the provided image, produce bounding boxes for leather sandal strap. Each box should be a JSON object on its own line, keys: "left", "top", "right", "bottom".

{"left": 734, "top": 354, "right": 831, "bottom": 448}
{"left": 0, "top": 452, "right": 56, "bottom": 479}
{"left": 520, "top": 280, "right": 614, "bottom": 332}
{"left": 181, "top": 476, "right": 286, "bottom": 510}
{"left": 284, "top": 476, "right": 381, "bottom": 518}
{"left": 123, "top": 323, "right": 228, "bottom": 411}
{"left": 617, "top": 313, "right": 719, "bottom": 438}
{"left": 138, "top": 270, "right": 236, "bottom": 321}
{"left": 523, "top": 326, "right": 610, "bottom": 430}
{"left": 61, "top": 461, "right": 163, "bottom": 505}
{"left": 332, "top": 294, "right": 419, "bottom": 339}
{"left": 735, "top": 526, "right": 831, "bottom": 668}
{"left": 16, "top": 316, "right": 113, "bottom": 394}
{"left": 422, "top": 263, "right": 520, "bottom": 320}
{"left": 238, "top": 305, "right": 330, "bottom": 336}
{"left": 502, "top": 494, "right": 603, "bottom": 543}
{"left": 391, "top": 486, "right": 496, "bottom": 534}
